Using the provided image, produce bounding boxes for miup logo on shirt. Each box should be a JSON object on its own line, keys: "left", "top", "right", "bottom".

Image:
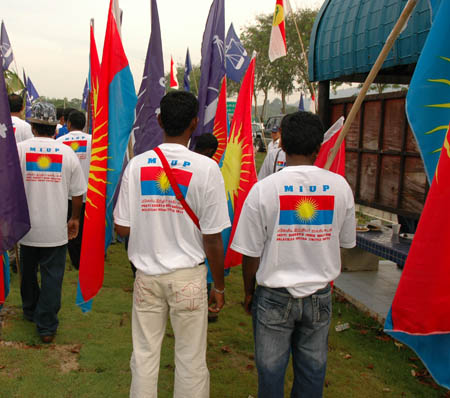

{"left": 140, "top": 166, "right": 192, "bottom": 197}
{"left": 63, "top": 140, "right": 87, "bottom": 153}
{"left": 26, "top": 153, "right": 62, "bottom": 172}
{"left": 279, "top": 195, "right": 334, "bottom": 225}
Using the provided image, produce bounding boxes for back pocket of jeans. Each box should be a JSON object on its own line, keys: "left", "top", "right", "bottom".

{"left": 256, "top": 295, "right": 290, "bottom": 326}
{"left": 311, "top": 291, "right": 331, "bottom": 324}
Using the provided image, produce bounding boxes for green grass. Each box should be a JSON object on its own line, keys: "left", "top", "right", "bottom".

{"left": 0, "top": 243, "right": 448, "bottom": 398}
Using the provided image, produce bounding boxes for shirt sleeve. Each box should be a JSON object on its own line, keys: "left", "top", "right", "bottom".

{"left": 257, "top": 151, "right": 274, "bottom": 180}
{"left": 198, "top": 162, "right": 231, "bottom": 234}
{"left": 339, "top": 183, "right": 356, "bottom": 248}
{"left": 113, "top": 162, "right": 131, "bottom": 227}
{"left": 68, "top": 151, "right": 87, "bottom": 197}
{"left": 230, "top": 184, "right": 266, "bottom": 257}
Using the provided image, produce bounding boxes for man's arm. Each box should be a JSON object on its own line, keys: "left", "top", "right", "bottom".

{"left": 115, "top": 224, "right": 130, "bottom": 238}
{"left": 203, "top": 232, "right": 225, "bottom": 313}
{"left": 242, "top": 255, "right": 259, "bottom": 315}
{"left": 68, "top": 195, "right": 83, "bottom": 240}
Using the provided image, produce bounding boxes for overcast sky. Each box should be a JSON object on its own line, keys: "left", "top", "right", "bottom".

{"left": 3, "top": 0, "right": 324, "bottom": 99}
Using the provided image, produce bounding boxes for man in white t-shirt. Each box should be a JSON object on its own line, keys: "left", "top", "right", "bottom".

{"left": 8, "top": 93, "right": 33, "bottom": 143}
{"left": 231, "top": 111, "right": 356, "bottom": 398}
{"left": 17, "top": 102, "right": 86, "bottom": 344}
{"left": 114, "top": 91, "right": 230, "bottom": 398}
{"left": 56, "top": 110, "right": 91, "bottom": 270}
{"left": 267, "top": 125, "right": 281, "bottom": 152}
{"left": 257, "top": 147, "right": 286, "bottom": 180}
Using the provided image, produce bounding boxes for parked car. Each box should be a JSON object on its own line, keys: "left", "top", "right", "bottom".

{"left": 252, "top": 122, "right": 265, "bottom": 152}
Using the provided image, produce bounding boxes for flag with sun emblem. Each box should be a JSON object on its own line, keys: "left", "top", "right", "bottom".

{"left": 406, "top": 0, "right": 450, "bottom": 183}
{"left": 385, "top": 124, "right": 450, "bottom": 389}
{"left": 211, "top": 76, "right": 228, "bottom": 165}
{"left": 77, "top": 0, "right": 137, "bottom": 312}
{"left": 221, "top": 57, "right": 257, "bottom": 268}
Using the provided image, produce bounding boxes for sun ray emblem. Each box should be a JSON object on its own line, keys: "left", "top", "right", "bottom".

{"left": 156, "top": 171, "right": 170, "bottom": 194}
{"left": 296, "top": 198, "right": 318, "bottom": 223}
{"left": 37, "top": 155, "right": 51, "bottom": 170}
{"left": 70, "top": 142, "right": 80, "bottom": 151}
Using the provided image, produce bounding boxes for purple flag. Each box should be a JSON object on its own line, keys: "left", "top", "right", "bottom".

{"left": 298, "top": 92, "right": 305, "bottom": 111}
{"left": 190, "top": 0, "right": 225, "bottom": 148}
{"left": 132, "top": 0, "right": 165, "bottom": 156}
{"left": 184, "top": 48, "right": 193, "bottom": 92}
{"left": 1, "top": 21, "right": 14, "bottom": 71}
{"left": 81, "top": 78, "right": 88, "bottom": 111}
{"left": 225, "top": 23, "right": 250, "bottom": 82}
{"left": 0, "top": 56, "right": 30, "bottom": 253}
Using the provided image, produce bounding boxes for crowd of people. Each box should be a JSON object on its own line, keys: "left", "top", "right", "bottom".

{"left": 8, "top": 90, "right": 356, "bottom": 398}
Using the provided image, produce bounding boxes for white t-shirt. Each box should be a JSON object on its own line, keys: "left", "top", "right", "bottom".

{"left": 114, "top": 143, "right": 231, "bottom": 276}
{"left": 17, "top": 137, "right": 87, "bottom": 247}
{"left": 56, "top": 130, "right": 92, "bottom": 201}
{"left": 11, "top": 116, "right": 33, "bottom": 143}
{"left": 258, "top": 148, "right": 286, "bottom": 180}
{"left": 231, "top": 165, "right": 356, "bottom": 297}
{"left": 267, "top": 138, "right": 280, "bottom": 152}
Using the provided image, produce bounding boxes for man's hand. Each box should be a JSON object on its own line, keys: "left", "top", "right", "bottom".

{"left": 208, "top": 289, "right": 225, "bottom": 313}
{"left": 243, "top": 293, "right": 253, "bottom": 315}
{"left": 67, "top": 218, "right": 80, "bottom": 240}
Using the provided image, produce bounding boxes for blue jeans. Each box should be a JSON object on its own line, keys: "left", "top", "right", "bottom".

{"left": 20, "top": 244, "right": 67, "bottom": 336}
{"left": 252, "top": 284, "right": 332, "bottom": 398}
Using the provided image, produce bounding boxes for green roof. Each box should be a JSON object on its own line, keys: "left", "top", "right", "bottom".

{"left": 309, "top": 0, "right": 433, "bottom": 82}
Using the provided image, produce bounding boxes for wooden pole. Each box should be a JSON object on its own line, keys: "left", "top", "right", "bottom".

{"left": 324, "top": 0, "right": 418, "bottom": 170}
{"left": 287, "top": 0, "right": 316, "bottom": 110}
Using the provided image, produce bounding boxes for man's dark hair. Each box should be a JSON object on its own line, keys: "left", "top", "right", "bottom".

{"left": 56, "top": 107, "right": 64, "bottom": 120}
{"left": 160, "top": 91, "right": 199, "bottom": 137}
{"left": 68, "top": 110, "right": 86, "bottom": 131}
{"left": 194, "top": 133, "right": 218, "bottom": 158}
{"left": 63, "top": 107, "right": 76, "bottom": 123}
{"left": 31, "top": 122, "right": 56, "bottom": 137}
{"left": 281, "top": 111, "right": 324, "bottom": 156}
{"left": 8, "top": 94, "right": 24, "bottom": 113}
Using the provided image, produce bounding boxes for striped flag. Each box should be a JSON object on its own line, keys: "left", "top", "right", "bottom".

{"left": 268, "top": 0, "right": 288, "bottom": 62}
{"left": 77, "top": 0, "right": 137, "bottom": 311}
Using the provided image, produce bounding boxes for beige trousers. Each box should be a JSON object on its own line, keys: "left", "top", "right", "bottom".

{"left": 130, "top": 265, "right": 209, "bottom": 398}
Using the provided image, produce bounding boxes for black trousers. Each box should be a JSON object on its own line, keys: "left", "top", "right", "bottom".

{"left": 67, "top": 200, "right": 86, "bottom": 270}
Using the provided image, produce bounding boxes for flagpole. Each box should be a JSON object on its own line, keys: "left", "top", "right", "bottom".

{"left": 324, "top": 0, "right": 418, "bottom": 170}
{"left": 286, "top": 0, "right": 316, "bottom": 110}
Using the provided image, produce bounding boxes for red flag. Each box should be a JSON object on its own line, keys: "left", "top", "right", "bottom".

{"left": 391, "top": 124, "right": 450, "bottom": 334}
{"left": 268, "top": 0, "right": 287, "bottom": 62}
{"left": 212, "top": 76, "right": 227, "bottom": 164}
{"left": 314, "top": 116, "right": 346, "bottom": 176}
{"left": 170, "top": 56, "right": 179, "bottom": 89}
{"left": 221, "top": 58, "right": 257, "bottom": 268}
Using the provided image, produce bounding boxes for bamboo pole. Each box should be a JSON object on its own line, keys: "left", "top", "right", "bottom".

{"left": 324, "top": 0, "right": 418, "bottom": 170}
{"left": 287, "top": 0, "right": 316, "bottom": 110}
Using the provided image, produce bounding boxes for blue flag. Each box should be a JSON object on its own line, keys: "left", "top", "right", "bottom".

{"left": 81, "top": 78, "right": 88, "bottom": 111}
{"left": 225, "top": 23, "right": 250, "bottom": 82}
{"left": 184, "top": 48, "right": 193, "bottom": 92}
{"left": 0, "top": 55, "right": 30, "bottom": 254}
{"left": 298, "top": 92, "right": 305, "bottom": 111}
{"left": 25, "top": 77, "right": 39, "bottom": 118}
{"left": 1, "top": 21, "right": 13, "bottom": 71}
{"left": 132, "top": 0, "right": 165, "bottom": 156}
{"left": 406, "top": 0, "right": 450, "bottom": 183}
{"left": 1, "top": 253, "right": 10, "bottom": 309}
{"left": 190, "top": 0, "right": 225, "bottom": 148}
